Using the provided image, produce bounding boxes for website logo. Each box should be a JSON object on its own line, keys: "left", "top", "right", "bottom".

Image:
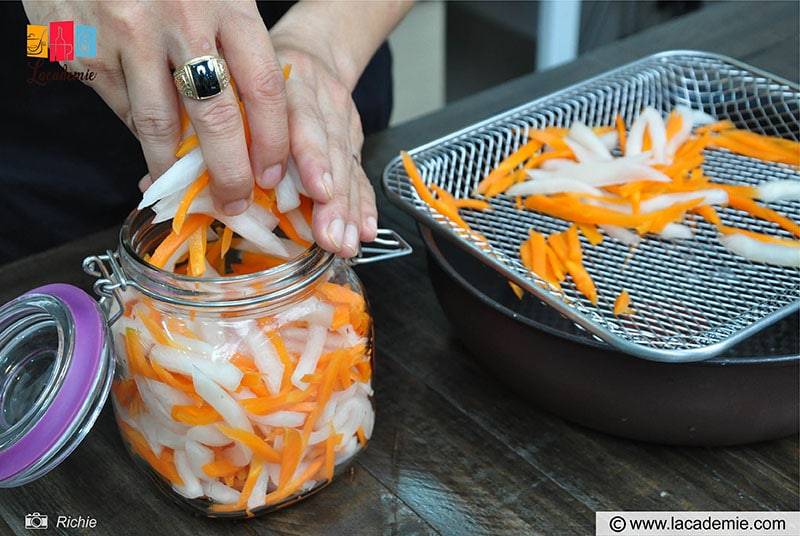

{"left": 26, "top": 21, "right": 96, "bottom": 61}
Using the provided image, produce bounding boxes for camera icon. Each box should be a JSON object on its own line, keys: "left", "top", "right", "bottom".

{"left": 25, "top": 512, "right": 49, "bottom": 530}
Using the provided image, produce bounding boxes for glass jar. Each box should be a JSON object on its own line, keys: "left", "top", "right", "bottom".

{"left": 91, "top": 208, "right": 382, "bottom": 518}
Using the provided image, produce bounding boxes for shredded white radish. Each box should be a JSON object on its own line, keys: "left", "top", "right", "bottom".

{"left": 638, "top": 189, "right": 728, "bottom": 213}
{"left": 139, "top": 147, "right": 206, "bottom": 209}
{"left": 505, "top": 177, "right": 605, "bottom": 197}
{"left": 291, "top": 323, "right": 328, "bottom": 389}
{"left": 150, "top": 345, "right": 243, "bottom": 391}
{"left": 566, "top": 121, "right": 613, "bottom": 161}
{"left": 192, "top": 366, "right": 253, "bottom": 432}
{"left": 756, "top": 179, "right": 800, "bottom": 203}
{"left": 719, "top": 233, "right": 800, "bottom": 266}
{"left": 626, "top": 107, "right": 668, "bottom": 163}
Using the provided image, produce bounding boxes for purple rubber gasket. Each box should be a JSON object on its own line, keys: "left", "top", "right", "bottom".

{"left": 0, "top": 283, "right": 106, "bottom": 482}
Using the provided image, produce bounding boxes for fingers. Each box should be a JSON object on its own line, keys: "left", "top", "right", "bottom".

{"left": 122, "top": 54, "right": 183, "bottom": 181}
{"left": 217, "top": 11, "right": 290, "bottom": 193}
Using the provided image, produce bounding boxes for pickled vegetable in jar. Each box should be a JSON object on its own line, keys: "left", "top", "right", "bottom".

{"left": 101, "top": 209, "right": 376, "bottom": 517}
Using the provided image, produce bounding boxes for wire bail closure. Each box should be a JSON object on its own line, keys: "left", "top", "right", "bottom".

{"left": 348, "top": 228, "right": 413, "bottom": 266}
{"left": 82, "top": 250, "right": 130, "bottom": 325}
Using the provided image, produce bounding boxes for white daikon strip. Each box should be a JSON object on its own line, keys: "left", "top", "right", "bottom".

{"left": 192, "top": 366, "right": 253, "bottom": 433}
{"left": 223, "top": 442, "right": 252, "bottom": 466}
{"left": 187, "top": 425, "right": 233, "bottom": 447}
{"left": 147, "top": 377, "right": 193, "bottom": 411}
{"left": 598, "top": 130, "right": 619, "bottom": 151}
{"left": 756, "top": 180, "right": 800, "bottom": 203}
{"left": 169, "top": 334, "right": 216, "bottom": 357}
{"left": 562, "top": 137, "right": 599, "bottom": 163}
{"left": 150, "top": 345, "right": 243, "bottom": 391}
{"left": 360, "top": 402, "right": 376, "bottom": 440}
{"left": 285, "top": 208, "right": 314, "bottom": 243}
{"left": 626, "top": 107, "right": 668, "bottom": 163}
{"left": 638, "top": 189, "right": 728, "bottom": 213}
{"left": 271, "top": 297, "right": 334, "bottom": 329}
{"left": 162, "top": 239, "right": 190, "bottom": 273}
{"left": 249, "top": 411, "right": 307, "bottom": 428}
{"left": 505, "top": 177, "right": 605, "bottom": 197}
{"left": 528, "top": 154, "right": 671, "bottom": 186}
{"left": 599, "top": 225, "right": 641, "bottom": 246}
{"left": 276, "top": 173, "right": 301, "bottom": 213}
{"left": 139, "top": 146, "right": 206, "bottom": 209}
{"left": 292, "top": 323, "right": 328, "bottom": 389}
{"left": 246, "top": 460, "right": 269, "bottom": 510}
{"left": 203, "top": 481, "right": 241, "bottom": 504}
{"left": 239, "top": 322, "right": 284, "bottom": 395}
{"left": 719, "top": 233, "right": 800, "bottom": 267}
{"left": 566, "top": 121, "right": 613, "bottom": 161}
{"left": 216, "top": 208, "right": 288, "bottom": 259}
{"left": 335, "top": 435, "right": 360, "bottom": 464}
{"left": 658, "top": 223, "right": 694, "bottom": 240}
{"left": 151, "top": 188, "right": 187, "bottom": 223}
{"left": 185, "top": 439, "right": 214, "bottom": 479}
{"left": 135, "top": 375, "right": 182, "bottom": 431}
{"left": 173, "top": 450, "right": 204, "bottom": 498}
{"left": 664, "top": 106, "right": 697, "bottom": 157}
{"left": 287, "top": 158, "right": 309, "bottom": 195}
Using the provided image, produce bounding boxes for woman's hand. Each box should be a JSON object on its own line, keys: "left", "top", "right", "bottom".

{"left": 23, "top": 0, "right": 413, "bottom": 258}
{"left": 23, "top": 0, "right": 289, "bottom": 217}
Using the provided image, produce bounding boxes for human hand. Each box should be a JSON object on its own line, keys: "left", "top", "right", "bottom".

{"left": 23, "top": 0, "right": 289, "bottom": 217}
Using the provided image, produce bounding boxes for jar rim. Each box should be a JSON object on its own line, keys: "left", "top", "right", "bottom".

{"left": 116, "top": 208, "right": 336, "bottom": 309}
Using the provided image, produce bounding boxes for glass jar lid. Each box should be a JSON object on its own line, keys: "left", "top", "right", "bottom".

{"left": 0, "top": 284, "right": 113, "bottom": 487}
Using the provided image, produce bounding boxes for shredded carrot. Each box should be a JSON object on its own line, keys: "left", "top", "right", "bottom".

{"left": 173, "top": 171, "right": 210, "bottom": 234}
{"left": 613, "top": 289, "right": 633, "bottom": 316}
{"left": 149, "top": 214, "right": 214, "bottom": 269}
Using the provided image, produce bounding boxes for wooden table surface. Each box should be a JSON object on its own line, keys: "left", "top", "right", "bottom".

{"left": 1, "top": 2, "right": 798, "bottom": 535}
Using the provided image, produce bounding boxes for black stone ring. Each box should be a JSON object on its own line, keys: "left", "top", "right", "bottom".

{"left": 173, "top": 55, "right": 229, "bottom": 100}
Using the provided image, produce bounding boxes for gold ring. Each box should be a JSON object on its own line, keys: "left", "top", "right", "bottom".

{"left": 173, "top": 55, "right": 229, "bottom": 100}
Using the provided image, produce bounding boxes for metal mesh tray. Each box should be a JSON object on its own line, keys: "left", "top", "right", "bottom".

{"left": 383, "top": 51, "right": 800, "bottom": 362}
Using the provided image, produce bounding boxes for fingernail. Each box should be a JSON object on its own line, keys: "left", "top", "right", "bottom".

{"left": 322, "top": 172, "right": 334, "bottom": 200}
{"left": 342, "top": 223, "right": 360, "bottom": 255}
{"left": 365, "top": 216, "right": 378, "bottom": 239}
{"left": 223, "top": 198, "right": 249, "bottom": 216}
{"left": 326, "top": 218, "right": 344, "bottom": 250}
{"left": 258, "top": 164, "right": 282, "bottom": 189}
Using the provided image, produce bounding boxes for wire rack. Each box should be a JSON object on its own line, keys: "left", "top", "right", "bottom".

{"left": 382, "top": 51, "right": 800, "bottom": 362}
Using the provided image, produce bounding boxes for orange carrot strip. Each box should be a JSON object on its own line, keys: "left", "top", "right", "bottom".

{"left": 301, "top": 349, "right": 346, "bottom": 447}
{"left": 278, "top": 428, "right": 303, "bottom": 489}
{"left": 216, "top": 425, "right": 282, "bottom": 463}
{"left": 264, "top": 456, "right": 325, "bottom": 507}
{"left": 565, "top": 225, "right": 582, "bottom": 262}
{"left": 615, "top": 114, "right": 627, "bottom": 154}
{"left": 187, "top": 224, "right": 207, "bottom": 277}
{"left": 173, "top": 171, "right": 210, "bottom": 234}
{"left": 119, "top": 421, "right": 183, "bottom": 486}
{"left": 728, "top": 195, "right": 800, "bottom": 237}
{"left": 276, "top": 209, "right": 313, "bottom": 248}
{"left": 171, "top": 404, "right": 222, "bottom": 426}
{"left": 149, "top": 214, "right": 214, "bottom": 269}
{"left": 175, "top": 134, "right": 199, "bottom": 158}
{"left": 577, "top": 223, "right": 604, "bottom": 246}
{"left": 203, "top": 459, "right": 244, "bottom": 479}
{"left": 613, "top": 289, "right": 633, "bottom": 316}
{"left": 323, "top": 429, "right": 342, "bottom": 482}
{"left": 124, "top": 328, "right": 158, "bottom": 380}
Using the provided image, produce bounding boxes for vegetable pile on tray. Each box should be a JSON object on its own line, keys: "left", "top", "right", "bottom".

{"left": 110, "top": 67, "right": 375, "bottom": 514}
{"left": 402, "top": 106, "right": 800, "bottom": 313}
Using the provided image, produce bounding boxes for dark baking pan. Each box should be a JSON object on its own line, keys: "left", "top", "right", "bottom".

{"left": 421, "top": 225, "right": 799, "bottom": 446}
